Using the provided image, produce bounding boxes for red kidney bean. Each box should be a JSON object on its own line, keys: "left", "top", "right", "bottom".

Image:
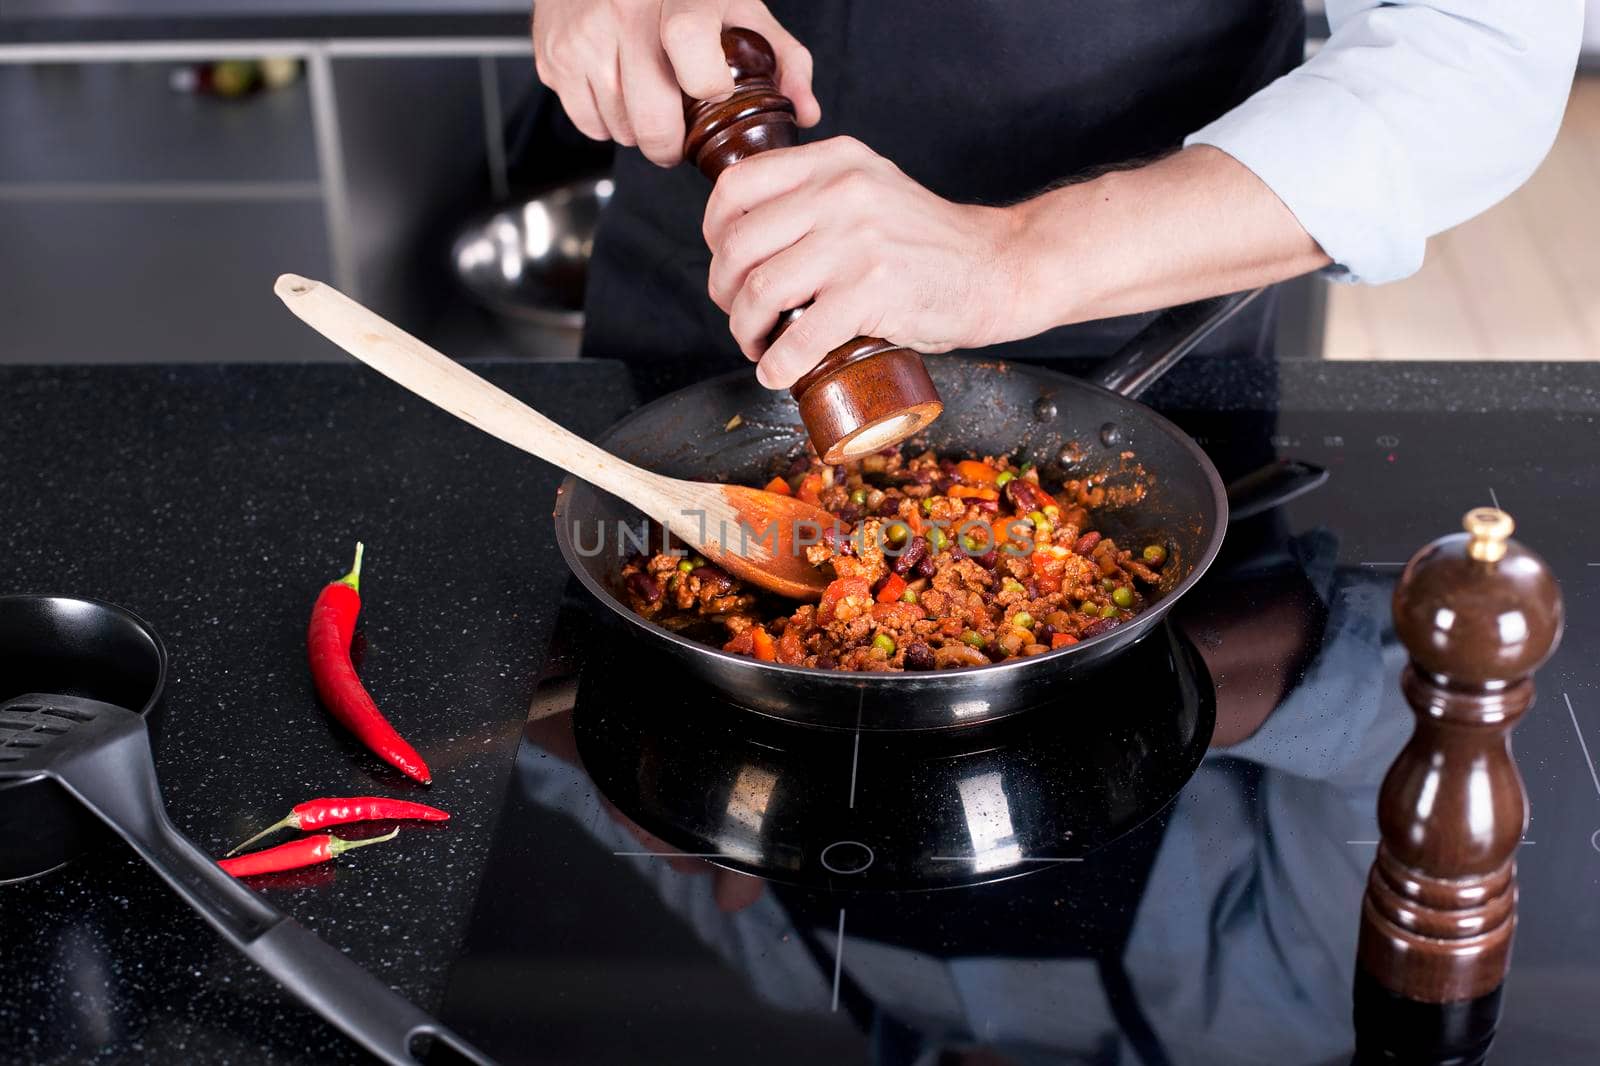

{"left": 971, "top": 549, "right": 997, "bottom": 570}
{"left": 838, "top": 505, "right": 861, "bottom": 524}
{"left": 821, "top": 525, "right": 858, "bottom": 556}
{"left": 696, "top": 566, "right": 735, "bottom": 594}
{"left": 893, "top": 535, "right": 929, "bottom": 575}
{"left": 1074, "top": 531, "right": 1102, "bottom": 555}
{"left": 626, "top": 571, "right": 663, "bottom": 604}
{"left": 903, "top": 642, "right": 935, "bottom": 671}
{"left": 915, "top": 553, "right": 938, "bottom": 578}
{"left": 875, "top": 497, "right": 901, "bottom": 518}
{"left": 1079, "top": 616, "right": 1121, "bottom": 640}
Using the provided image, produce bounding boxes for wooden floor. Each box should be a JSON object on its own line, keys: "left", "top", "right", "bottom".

{"left": 1324, "top": 75, "right": 1600, "bottom": 361}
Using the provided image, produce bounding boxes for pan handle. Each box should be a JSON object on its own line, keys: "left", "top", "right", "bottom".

{"left": 1088, "top": 288, "right": 1266, "bottom": 399}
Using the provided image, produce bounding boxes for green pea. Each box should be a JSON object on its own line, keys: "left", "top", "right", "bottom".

{"left": 1112, "top": 586, "right": 1134, "bottom": 609}
{"left": 1101, "top": 577, "right": 1116, "bottom": 590}
{"left": 886, "top": 522, "right": 909, "bottom": 545}
{"left": 960, "top": 533, "right": 984, "bottom": 553}
{"left": 929, "top": 526, "right": 950, "bottom": 553}
{"left": 1020, "top": 461, "right": 1035, "bottom": 473}
{"left": 1002, "top": 577, "right": 1025, "bottom": 594}
{"left": 1043, "top": 505, "right": 1060, "bottom": 520}
{"left": 921, "top": 497, "right": 935, "bottom": 514}
{"left": 1100, "top": 603, "right": 1119, "bottom": 618}
{"left": 1142, "top": 544, "right": 1167, "bottom": 566}
{"left": 962, "top": 630, "right": 987, "bottom": 648}
{"left": 994, "top": 470, "right": 1015, "bottom": 489}
{"left": 678, "top": 559, "right": 695, "bottom": 572}
{"left": 873, "top": 632, "right": 896, "bottom": 656}
{"left": 1011, "top": 611, "right": 1035, "bottom": 630}
{"left": 900, "top": 589, "right": 918, "bottom": 604}
{"left": 1080, "top": 601, "right": 1098, "bottom": 615}
{"left": 850, "top": 487, "right": 868, "bottom": 506}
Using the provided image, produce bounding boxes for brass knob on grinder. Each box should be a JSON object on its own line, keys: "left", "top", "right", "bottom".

{"left": 682, "top": 28, "right": 943, "bottom": 464}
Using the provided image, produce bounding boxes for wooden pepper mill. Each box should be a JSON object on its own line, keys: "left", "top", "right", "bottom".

{"left": 683, "top": 28, "right": 944, "bottom": 464}
{"left": 1354, "top": 507, "right": 1563, "bottom": 1064}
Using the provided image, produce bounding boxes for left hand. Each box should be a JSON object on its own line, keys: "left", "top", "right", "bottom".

{"left": 702, "top": 136, "right": 1024, "bottom": 389}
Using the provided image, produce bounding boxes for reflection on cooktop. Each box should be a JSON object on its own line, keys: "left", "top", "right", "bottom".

{"left": 574, "top": 624, "right": 1215, "bottom": 891}
{"left": 440, "top": 410, "right": 1600, "bottom": 1066}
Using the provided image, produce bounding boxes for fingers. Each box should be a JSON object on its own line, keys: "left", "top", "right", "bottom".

{"left": 556, "top": 80, "right": 610, "bottom": 142}
{"left": 589, "top": 55, "right": 635, "bottom": 145}
{"left": 702, "top": 141, "right": 827, "bottom": 247}
{"left": 706, "top": 192, "right": 821, "bottom": 310}
{"left": 725, "top": 236, "right": 837, "bottom": 359}
{"left": 730, "top": 0, "right": 820, "bottom": 126}
{"left": 619, "top": 8, "right": 687, "bottom": 165}
{"left": 660, "top": 0, "right": 738, "bottom": 100}
{"left": 757, "top": 293, "right": 873, "bottom": 390}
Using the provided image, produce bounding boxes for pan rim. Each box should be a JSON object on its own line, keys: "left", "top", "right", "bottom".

{"left": 553, "top": 356, "right": 1228, "bottom": 684}
{"left": 0, "top": 593, "right": 169, "bottom": 718}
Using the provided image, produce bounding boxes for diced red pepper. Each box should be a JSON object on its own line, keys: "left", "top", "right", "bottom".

{"left": 763, "top": 476, "right": 792, "bottom": 496}
{"left": 751, "top": 626, "right": 777, "bottom": 662}
{"left": 777, "top": 625, "right": 807, "bottom": 664}
{"left": 797, "top": 473, "right": 825, "bottom": 505}
{"left": 1050, "top": 632, "right": 1079, "bottom": 649}
{"left": 876, "top": 573, "right": 908, "bottom": 604}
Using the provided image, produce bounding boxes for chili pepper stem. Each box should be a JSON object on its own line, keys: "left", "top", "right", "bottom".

{"left": 224, "top": 813, "right": 303, "bottom": 857}
{"left": 338, "top": 541, "right": 364, "bottom": 593}
{"left": 328, "top": 826, "right": 399, "bottom": 856}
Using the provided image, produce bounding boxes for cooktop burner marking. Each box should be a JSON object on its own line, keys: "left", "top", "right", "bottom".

{"left": 1489, "top": 487, "right": 1502, "bottom": 509}
{"left": 929, "top": 855, "right": 1083, "bottom": 863}
{"left": 1565, "top": 693, "right": 1600, "bottom": 799}
{"left": 1591, "top": 829, "right": 1600, "bottom": 855}
{"left": 848, "top": 691, "right": 863, "bottom": 810}
{"left": 820, "top": 840, "right": 875, "bottom": 874}
{"left": 831, "top": 909, "right": 846, "bottom": 1012}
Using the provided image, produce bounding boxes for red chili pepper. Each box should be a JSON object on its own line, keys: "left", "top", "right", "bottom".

{"left": 219, "top": 827, "right": 398, "bottom": 878}
{"left": 307, "top": 543, "right": 431, "bottom": 784}
{"left": 225, "top": 796, "right": 449, "bottom": 856}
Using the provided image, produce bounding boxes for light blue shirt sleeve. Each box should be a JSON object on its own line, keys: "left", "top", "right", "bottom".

{"left": 1185, "top": 1, "right": 1583, "bottom": 284}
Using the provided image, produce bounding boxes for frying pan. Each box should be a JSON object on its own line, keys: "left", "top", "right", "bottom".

{"left": 555, "top": 290, "right": 1321, "bottom": 729}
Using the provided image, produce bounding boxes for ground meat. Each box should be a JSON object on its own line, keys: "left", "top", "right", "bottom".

{"left": 619, "top": 448, "right": 1162, "bottom": 671}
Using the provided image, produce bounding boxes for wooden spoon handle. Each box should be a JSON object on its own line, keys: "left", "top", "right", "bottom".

{"left": 274, "top": 274, "right": 663, "bottom": 507}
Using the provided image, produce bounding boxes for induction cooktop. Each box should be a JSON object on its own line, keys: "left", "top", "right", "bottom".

{"left": 437, "top": 408, "right": 1600, "bottom": 1066}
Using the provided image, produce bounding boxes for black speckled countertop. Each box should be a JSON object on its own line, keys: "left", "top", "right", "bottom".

{"left": 3, "top": 356, "right": 1600, "bottom": 1064}
{"left": 0, "top": 361, "right": 634, "bottom": 1064}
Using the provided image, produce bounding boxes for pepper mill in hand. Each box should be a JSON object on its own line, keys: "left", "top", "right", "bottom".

{"left": 1354, "top": 507, "right": 1563, "bottom": 1064}
{"left": 684, "top": 28, "right": 944, "bottom": 464}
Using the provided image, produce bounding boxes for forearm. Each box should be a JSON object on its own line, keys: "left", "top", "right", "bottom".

{"left": 1001, "top": 146, "right": 1329, "bottom": 339}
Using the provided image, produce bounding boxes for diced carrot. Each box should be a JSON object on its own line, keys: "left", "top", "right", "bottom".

{"left": 797, "top": 473, "right": 825, "bottom": 505}
{"left": 948, "top": 485, "right": 998, "bottom": 501}
{"left": 907, "top": 508, "right": 924, "bottom": 535}
{"left": 956, "top": 460, "right": 1000, "bottom": 484}
{"left": 876, "top": 573, "right": 907, "bottom": 604}
{"left": 751, "top": 626, "right": 777, "bottom": 662}
{"left": 1051, "top": 633, "right": 1079, "bottom": 649}
{"left": 763, "top": 476, "right": 792, "bottom": 496}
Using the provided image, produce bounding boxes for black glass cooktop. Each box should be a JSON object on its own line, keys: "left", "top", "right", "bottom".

{"left": 438, "top": 409, "right": 1600, "bottom": 1066}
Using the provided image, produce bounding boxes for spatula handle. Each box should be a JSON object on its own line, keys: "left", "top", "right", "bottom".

{"left": 273, "top": 274, "right": 667, "bottom": 513}
{"left": 57, "top": 719, "right": 491, "bottom": 1066}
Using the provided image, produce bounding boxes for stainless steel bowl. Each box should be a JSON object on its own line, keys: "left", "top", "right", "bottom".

{"left": 451, "top": 176, "right": 614, "bottom": 359}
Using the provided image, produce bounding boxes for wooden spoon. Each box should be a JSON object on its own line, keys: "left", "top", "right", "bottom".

{"left": 274, "top": 274, "right": 832, "bottom": 600}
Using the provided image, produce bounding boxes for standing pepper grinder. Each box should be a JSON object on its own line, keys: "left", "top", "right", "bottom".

{"left": 1354, "top": 507, "right": 1563, "bottom": 1065}
{"left": 683, "top": 28, "right": 944, "bottom": 464}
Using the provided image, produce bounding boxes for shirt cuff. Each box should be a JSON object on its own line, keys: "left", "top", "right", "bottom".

{"left": 1185, "top": 75, "right": 1425, "bottom": 285}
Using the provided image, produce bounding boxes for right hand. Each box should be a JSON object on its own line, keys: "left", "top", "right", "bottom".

{"left": 532, "top": 0, "right": 821, "bottom": 167}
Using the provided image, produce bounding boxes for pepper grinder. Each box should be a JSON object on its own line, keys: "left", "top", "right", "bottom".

{"left": 683, "top": 28, "right": 944, "bottom": 464}
{"left": 1353, "top": 507, "right": 1563, "bottom": 1065}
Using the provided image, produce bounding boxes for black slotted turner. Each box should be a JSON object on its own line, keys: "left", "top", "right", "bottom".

{"left": 0, "top": 692, "right": 491, "bottom": 1066}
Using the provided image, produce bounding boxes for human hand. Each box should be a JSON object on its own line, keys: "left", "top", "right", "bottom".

{"left": 531, "top": 0, "right": 821, "bottom": 167}
{"left": 701, "top": 136, "right": 1025, "bottom": 388}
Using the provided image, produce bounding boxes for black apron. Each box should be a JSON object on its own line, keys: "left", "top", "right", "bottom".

{"left": 581, "top": 1, "right": 1305, "bottom": 375}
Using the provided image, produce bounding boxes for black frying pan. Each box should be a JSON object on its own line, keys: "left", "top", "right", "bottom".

{"left": 555, "top": 290, "right": 1320, "bottom": 729}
